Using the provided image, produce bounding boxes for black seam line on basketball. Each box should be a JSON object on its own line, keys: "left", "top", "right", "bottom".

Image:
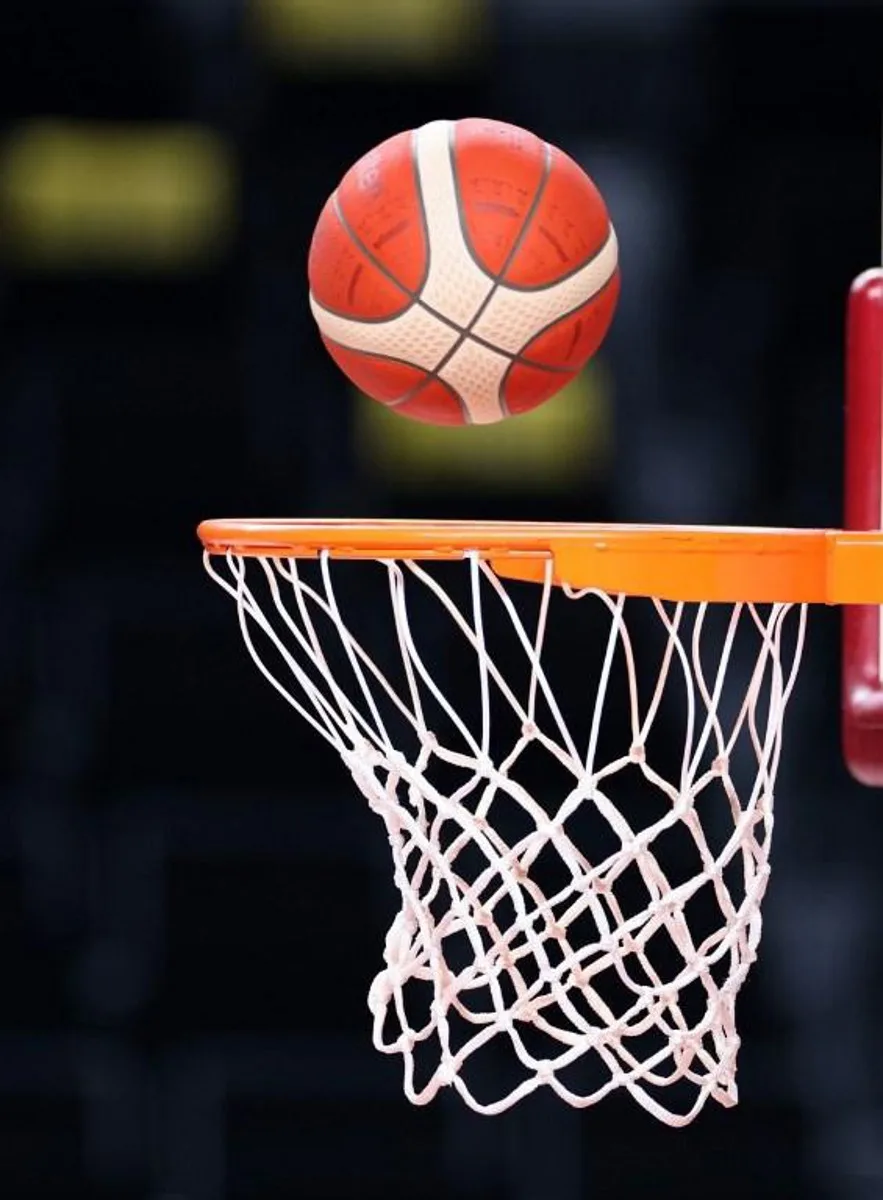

{"left": 323, "top": 173, "right": 504, "bottom": 340}
{"left": 430, "top": 129, "right": 553, "bottom": 412}
{"left": 320, "top": 332, "right": 575, "bottom": 378}
{"left": 328, "top": 134, "right": 431, "bottom": 313}
{"left": 496, "top": 269, "right": 621, "bottom": 411}
{"left": 327, "top": 192, "right": 417, "bottom": 325}
{"left": 388, "top": 374, "right": 472, "bottom": 424}
{"left": 414, "top": 244, "right": 617, "bottom": 368}
{"left": 313, "top": 286, "right": 566, "bottom": 372}
{"left": 474, "top": 138, "right": 553, "bottom": 417}
{"left": 511, "top": 269, "right": 620, "bottom": 369}
{"left": 442, "top": 126, "right": 613, "bottom": 306}
{"left": 445, "top": 125, "right": 547, "bottom": 287}
{"left": 311, "top": 256, "right": 615, "bottom": 359}
{"left": 320, "top": 332, "right": 473, "bottom": 422}
{"left": 314, "top": 262, "right": 614, "bottom": 395}
{"left": 319, "top": 194, "right": 611, "bottom": 335}
{"left": 500, "top": 225, "right": 617, "bottom": 294}
{"left": 402, "top": 122, "right": 487, "bottom": 395}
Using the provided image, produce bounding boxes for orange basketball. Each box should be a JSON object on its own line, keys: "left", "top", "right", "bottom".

{"left": 308, "top": 118, "right": 619, "bottom": 426}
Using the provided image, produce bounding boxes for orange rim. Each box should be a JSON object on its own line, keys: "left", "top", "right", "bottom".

{"left": 197, "top": 519, "right": 883, "bottom": 604}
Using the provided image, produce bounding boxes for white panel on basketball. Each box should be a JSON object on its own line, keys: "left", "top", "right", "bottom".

{"left": 471, "top": 228, "right": 619, "bottom": 356}
{"left": 309, "top": 295, "right": 460, "bottom": 373}
{"left": 412, "top": 120, "right": 496, "bottom": 327}
{"left": 438, "top": 339, "right": 509, "bottom": 423}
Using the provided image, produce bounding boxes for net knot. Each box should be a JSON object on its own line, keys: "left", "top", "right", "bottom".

{"left": 629, "top": 742, "right": 646, "bottom": 764}
{"left": 656, "top": 984, "right": 680, "bottom": 1009}
{"left": 535, "top": 1060, "right": 555, "bottom": 1084}
{"left": 436, "top": 1059, "right": 457, "bottom": 1087}
{"left": 579, "top": 1026, "right": 602, "bottom": 1050}
{"left": 621, "top": 931, "right": 641, "bottom": 956}
{"left": 568, "top": 965, "right": 590, "bottom": 989}
{"left": 673, "top": 790, "right": 694, "bottom": 818}
{"left": 386, "top": 747, "right": 410, "bottom": 774}
{"left": 476, "top": 754, "right": 496, "bottom": 778}
{"left": 632, "top": 830, "right": 655, "bottom": 856}
{"left": 647, "top": 893, "right": 677, "bottom": 918}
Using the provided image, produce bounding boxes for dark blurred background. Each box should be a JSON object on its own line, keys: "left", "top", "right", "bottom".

{"left": 1, "top": 0, "right": 882, "bottom": 1197}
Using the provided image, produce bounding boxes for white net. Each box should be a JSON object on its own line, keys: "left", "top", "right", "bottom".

{"left": 204, "top": 548, "right": 807, "bottom": 1127}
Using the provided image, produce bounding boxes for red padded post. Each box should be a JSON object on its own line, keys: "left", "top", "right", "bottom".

{"left": 843, "top": 269, "right": 883, "bottom": 785}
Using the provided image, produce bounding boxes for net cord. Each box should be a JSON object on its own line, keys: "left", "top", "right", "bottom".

{"left": 203, "top": 549, "right": 807, "bottom": 1126}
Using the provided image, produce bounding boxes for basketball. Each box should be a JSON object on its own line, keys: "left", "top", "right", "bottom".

{"left": 307, "top": 118, "right": 619, "bottom": 426}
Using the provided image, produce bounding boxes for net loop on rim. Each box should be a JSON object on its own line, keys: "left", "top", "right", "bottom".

{"left": 203, "top": 546, "right": 807, "bottom": 1127}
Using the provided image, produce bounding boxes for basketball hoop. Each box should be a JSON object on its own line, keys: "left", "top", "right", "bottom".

{"left": 196, "top": 270, "right": 883, "bottom": 1126}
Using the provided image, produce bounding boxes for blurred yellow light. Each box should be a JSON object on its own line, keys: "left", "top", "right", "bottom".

{"left": 0, "top": 121, "right": 236, "bottom": 270}
{"left": 354, "top": 366, "right": 612, "bottom": 493}
{"left": 251, "top": 0, "right": 485, "bottom": 69}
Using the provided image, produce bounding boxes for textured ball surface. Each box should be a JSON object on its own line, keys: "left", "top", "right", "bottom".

{"left": 308, "top": 118, "right": 619, "bottom": 426}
